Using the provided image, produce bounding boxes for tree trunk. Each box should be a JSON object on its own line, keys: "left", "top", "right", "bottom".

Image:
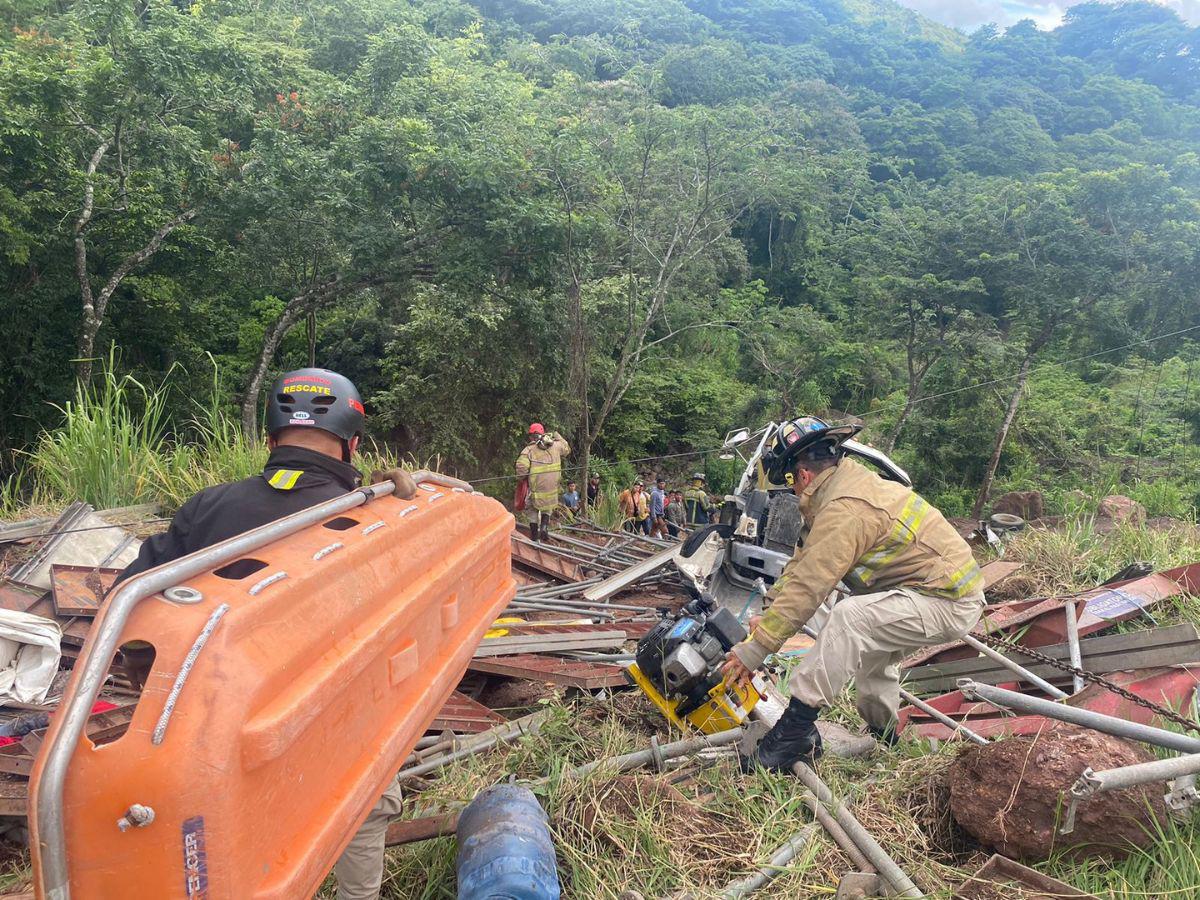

{"left": 883, "top": 384, "right": 917, "bottom": 455}
{"left": 240, "top": 303, "right": 307, "bottom": 437}
{"left": 971, "top": 352, "right": 1034, "bottom": 519}
{"left": 239, "top": 276, "right": 359, "bottom": 435}
{"left": 565, "top": 279, "right": 591, "bottom": 499}
{"left": 75, "top": 206, "right": 197, "bottom": 383}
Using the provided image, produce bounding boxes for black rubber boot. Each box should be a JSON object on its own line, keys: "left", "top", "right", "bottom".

{"left": 742, "top": 699, "right": 823, "bottom": 773}
{"left": 868, "top": 723, "right": 900, "bottom": 747}
{"left": 539, "top": 517, "right": 550, "bottom": 542}
{"left": 526, "top": 522, "right": 538, "bottom": 541}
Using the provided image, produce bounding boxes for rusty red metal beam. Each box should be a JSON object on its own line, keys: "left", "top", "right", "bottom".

{"left": 49, "top": 565, "right": 119, "bottom": 617}
{"left": 428, "top": 691, "right": 505, "bottom": 734}
{"left": 904, "top": 571, "right": 1183, "bottom": 669}
{"left": 898, "top": 666, "right": 1200, "bottom": 742}
{"left": 510, "top": 535, "right": 583, "bottom": 582}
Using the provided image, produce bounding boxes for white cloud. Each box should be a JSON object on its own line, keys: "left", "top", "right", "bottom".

{"left": 894, "top": 0, "right": 1200, "bottom": 30}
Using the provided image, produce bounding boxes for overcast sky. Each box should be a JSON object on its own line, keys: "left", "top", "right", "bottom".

{"left": 893, "top": 0, "right": 1200, "bottom": 30}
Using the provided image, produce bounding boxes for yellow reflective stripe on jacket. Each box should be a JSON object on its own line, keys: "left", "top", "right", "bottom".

{"left": 928, "top": 560, "right": 984, "bottom": 599}
{"left": 528, "top": 462, "right": 561, "bottom": 475}
{"left": 849, "top": 494, "right": 928, "bottom": 586}
{"left": 268, "top": 469, "right": 303, "bottom": 491}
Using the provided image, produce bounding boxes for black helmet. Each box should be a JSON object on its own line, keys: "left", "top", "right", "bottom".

{"left": 266, "top": 368, "right": 365, "bottom": 442}
{"left": 763, "top": 416, "right": 861, "bottom": 484}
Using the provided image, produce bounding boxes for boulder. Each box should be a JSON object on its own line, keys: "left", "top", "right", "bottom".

{"left": 948, "top": 725, "right": 1168, "bottom": 861}
{"left": 992, "top": 491, "right": 1044, "bottom": 522}
{"left": 1097, "top": 495, "right": 1146, "bottom": 526}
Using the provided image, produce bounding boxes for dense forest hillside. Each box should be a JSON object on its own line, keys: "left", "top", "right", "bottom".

{"left": 1, "top": 0, "right": 1198, "bottom": 514}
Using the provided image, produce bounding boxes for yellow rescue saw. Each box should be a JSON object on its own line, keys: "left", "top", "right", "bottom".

{"left": 625, "top": 594, "right": 766, "bottom": 734}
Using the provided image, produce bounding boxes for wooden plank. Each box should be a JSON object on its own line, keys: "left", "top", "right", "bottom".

{"left": 903, "top": 623, "right": 1200, "bottom": 695}
{"left": 0, "top": 778, "right": 27, "bottom": 816}
{"left": 0, "top": 745, "right": 33, "bottom": 777}
{"left": 384, "top": 811, "right": 459, "bottom": 847}
{"left": 468, "top": 654, "right": 627, "bottom": 689}
{"left": 50, "top": 564, "right": 119, "bottom": 616}
{"left": 980, "top": 560, "right": 1023, "bottom": 591}
{"left": 0, "top": 516, "right": 56, "bottom": 543}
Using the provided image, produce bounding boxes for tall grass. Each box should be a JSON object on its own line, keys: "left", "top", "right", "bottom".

{"left": 11, "top": 361, "right": 403, "bottom": 515}
{"left": 1002, "top": 515, "right": 1200, "bottom": 596}
{"left": 30, "top": 366, "right": 173, "bottom": 509}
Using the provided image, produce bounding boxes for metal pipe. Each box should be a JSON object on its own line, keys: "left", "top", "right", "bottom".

{"left": 790, "top": 762, "right": 924, "bottom": 898}
{"left": 898, "top": 688, "right": 988, "bottom": 746}
{"left": 566, "top": 727, "right": 744, "bottom": 779}
{"left": 520, "top": 596, "right": 658, "bottom": 613}
{"left": 960, "top": 634, "right": 1069, "bottom": 699}
{"left": 398, "top": 711, "right": 549, "bottom": 780}
{"left": 803, "top": 791, "right": 874, "bottom": 872}
{"left": 957, "top": 680, "right": 1200, "bottom": 753}
{"left": 550, "top": 533, "right": 644, "bottom": 567}
{"left": 718, "top": 824, "right": 819, "bottom": 898}
{"left": 1072, "top": 752, "right": 1200, "bottom": 799}
{"left": 1064, "top": 601, "right": 1085, "bottom": 695}
{"left": 35, "top": 477, "right": 421, "bottom": 900}
{"left": 516, "top": 577, "right": 604, "bottom": 598}
{"left": 506, "top": 601, "right": 616, "bottom": 620}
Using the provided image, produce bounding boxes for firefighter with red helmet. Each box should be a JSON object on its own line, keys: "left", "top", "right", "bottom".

{"left": 514, "top": 422, "right": 570, "bottom": 541}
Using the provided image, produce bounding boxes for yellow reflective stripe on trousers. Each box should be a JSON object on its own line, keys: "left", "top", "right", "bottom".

{"left": 268, "top": 469, "right": 303, "bottom": 490}
{"left": 849, "top": 494, "right": 929, "bottom": 586}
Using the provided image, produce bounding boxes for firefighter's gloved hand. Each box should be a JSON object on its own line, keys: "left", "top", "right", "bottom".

{"left": 721, "top": 649, "right": 755, "bottom": 691}
{"left": 371, "top": 468, "right": 418, "bottom": 500}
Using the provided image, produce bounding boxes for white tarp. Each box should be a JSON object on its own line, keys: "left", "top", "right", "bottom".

{"left": 0, "top": 608, "right": 63, "bottom": 704}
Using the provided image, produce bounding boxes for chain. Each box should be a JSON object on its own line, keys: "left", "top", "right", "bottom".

{"left": 978, "top": 630, "right": 1200, "bottom": 733}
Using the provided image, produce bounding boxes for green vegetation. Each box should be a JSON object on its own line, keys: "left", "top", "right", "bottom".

{"left": 0, "top": 0, "right": 1198, "bottom": 514}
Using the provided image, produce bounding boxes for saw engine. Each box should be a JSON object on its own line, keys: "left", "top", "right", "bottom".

{"left": 626, "top": 594, "right": 763, "bottom": 734}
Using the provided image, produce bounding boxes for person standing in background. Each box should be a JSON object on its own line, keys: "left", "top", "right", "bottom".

{"left": 618, "top": 479, "right": 650, "bottom": 534}
{"left": 514, "top": 423, "right": 570, "bottom": 541}
{"left": 561, "top": 481, "right": 581, "bottom": 513}
{"left": 649, "top": 478, "right": 668, "bottom": 537}
{"left": 664, "top": 489, "right": 687, "bottom": 538}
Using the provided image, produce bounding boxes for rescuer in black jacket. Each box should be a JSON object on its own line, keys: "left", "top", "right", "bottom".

{"left": 116, "top": 367, "right": 416, "bottom": 900}
{"left": 117, "top": 444, "right": 367, "bottom": 582}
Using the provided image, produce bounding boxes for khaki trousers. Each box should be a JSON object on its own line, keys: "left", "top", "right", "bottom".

{"left": 332, "top": 777, "right": 406, "bottom": 900}
{"left": 788, "top": 588, "right": 984, "bottom": 731}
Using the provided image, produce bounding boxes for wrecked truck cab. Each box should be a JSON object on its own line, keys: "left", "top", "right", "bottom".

{"left": 679, "top": 423, "right": 911, "bottom": 613}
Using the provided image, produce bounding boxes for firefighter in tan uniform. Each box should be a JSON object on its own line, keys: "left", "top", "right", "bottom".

{"left": 515, "top": 423, "right": 570, "bottom": 541}
{"left": 722, "top": 417, "right": 984, "bottom": 770}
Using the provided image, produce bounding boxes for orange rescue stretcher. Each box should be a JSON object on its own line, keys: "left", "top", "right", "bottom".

{"left": 29, "top": 473, "right": 515, "bottom": 899}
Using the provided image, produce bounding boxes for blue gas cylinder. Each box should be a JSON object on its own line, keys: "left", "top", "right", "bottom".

{"left": 456, "top": 783, "right": 561, "bottom": 900}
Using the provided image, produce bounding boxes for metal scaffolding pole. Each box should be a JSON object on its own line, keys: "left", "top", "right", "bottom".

{"left": 958, "top": 680, "right": 1200, "bottom": 753}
